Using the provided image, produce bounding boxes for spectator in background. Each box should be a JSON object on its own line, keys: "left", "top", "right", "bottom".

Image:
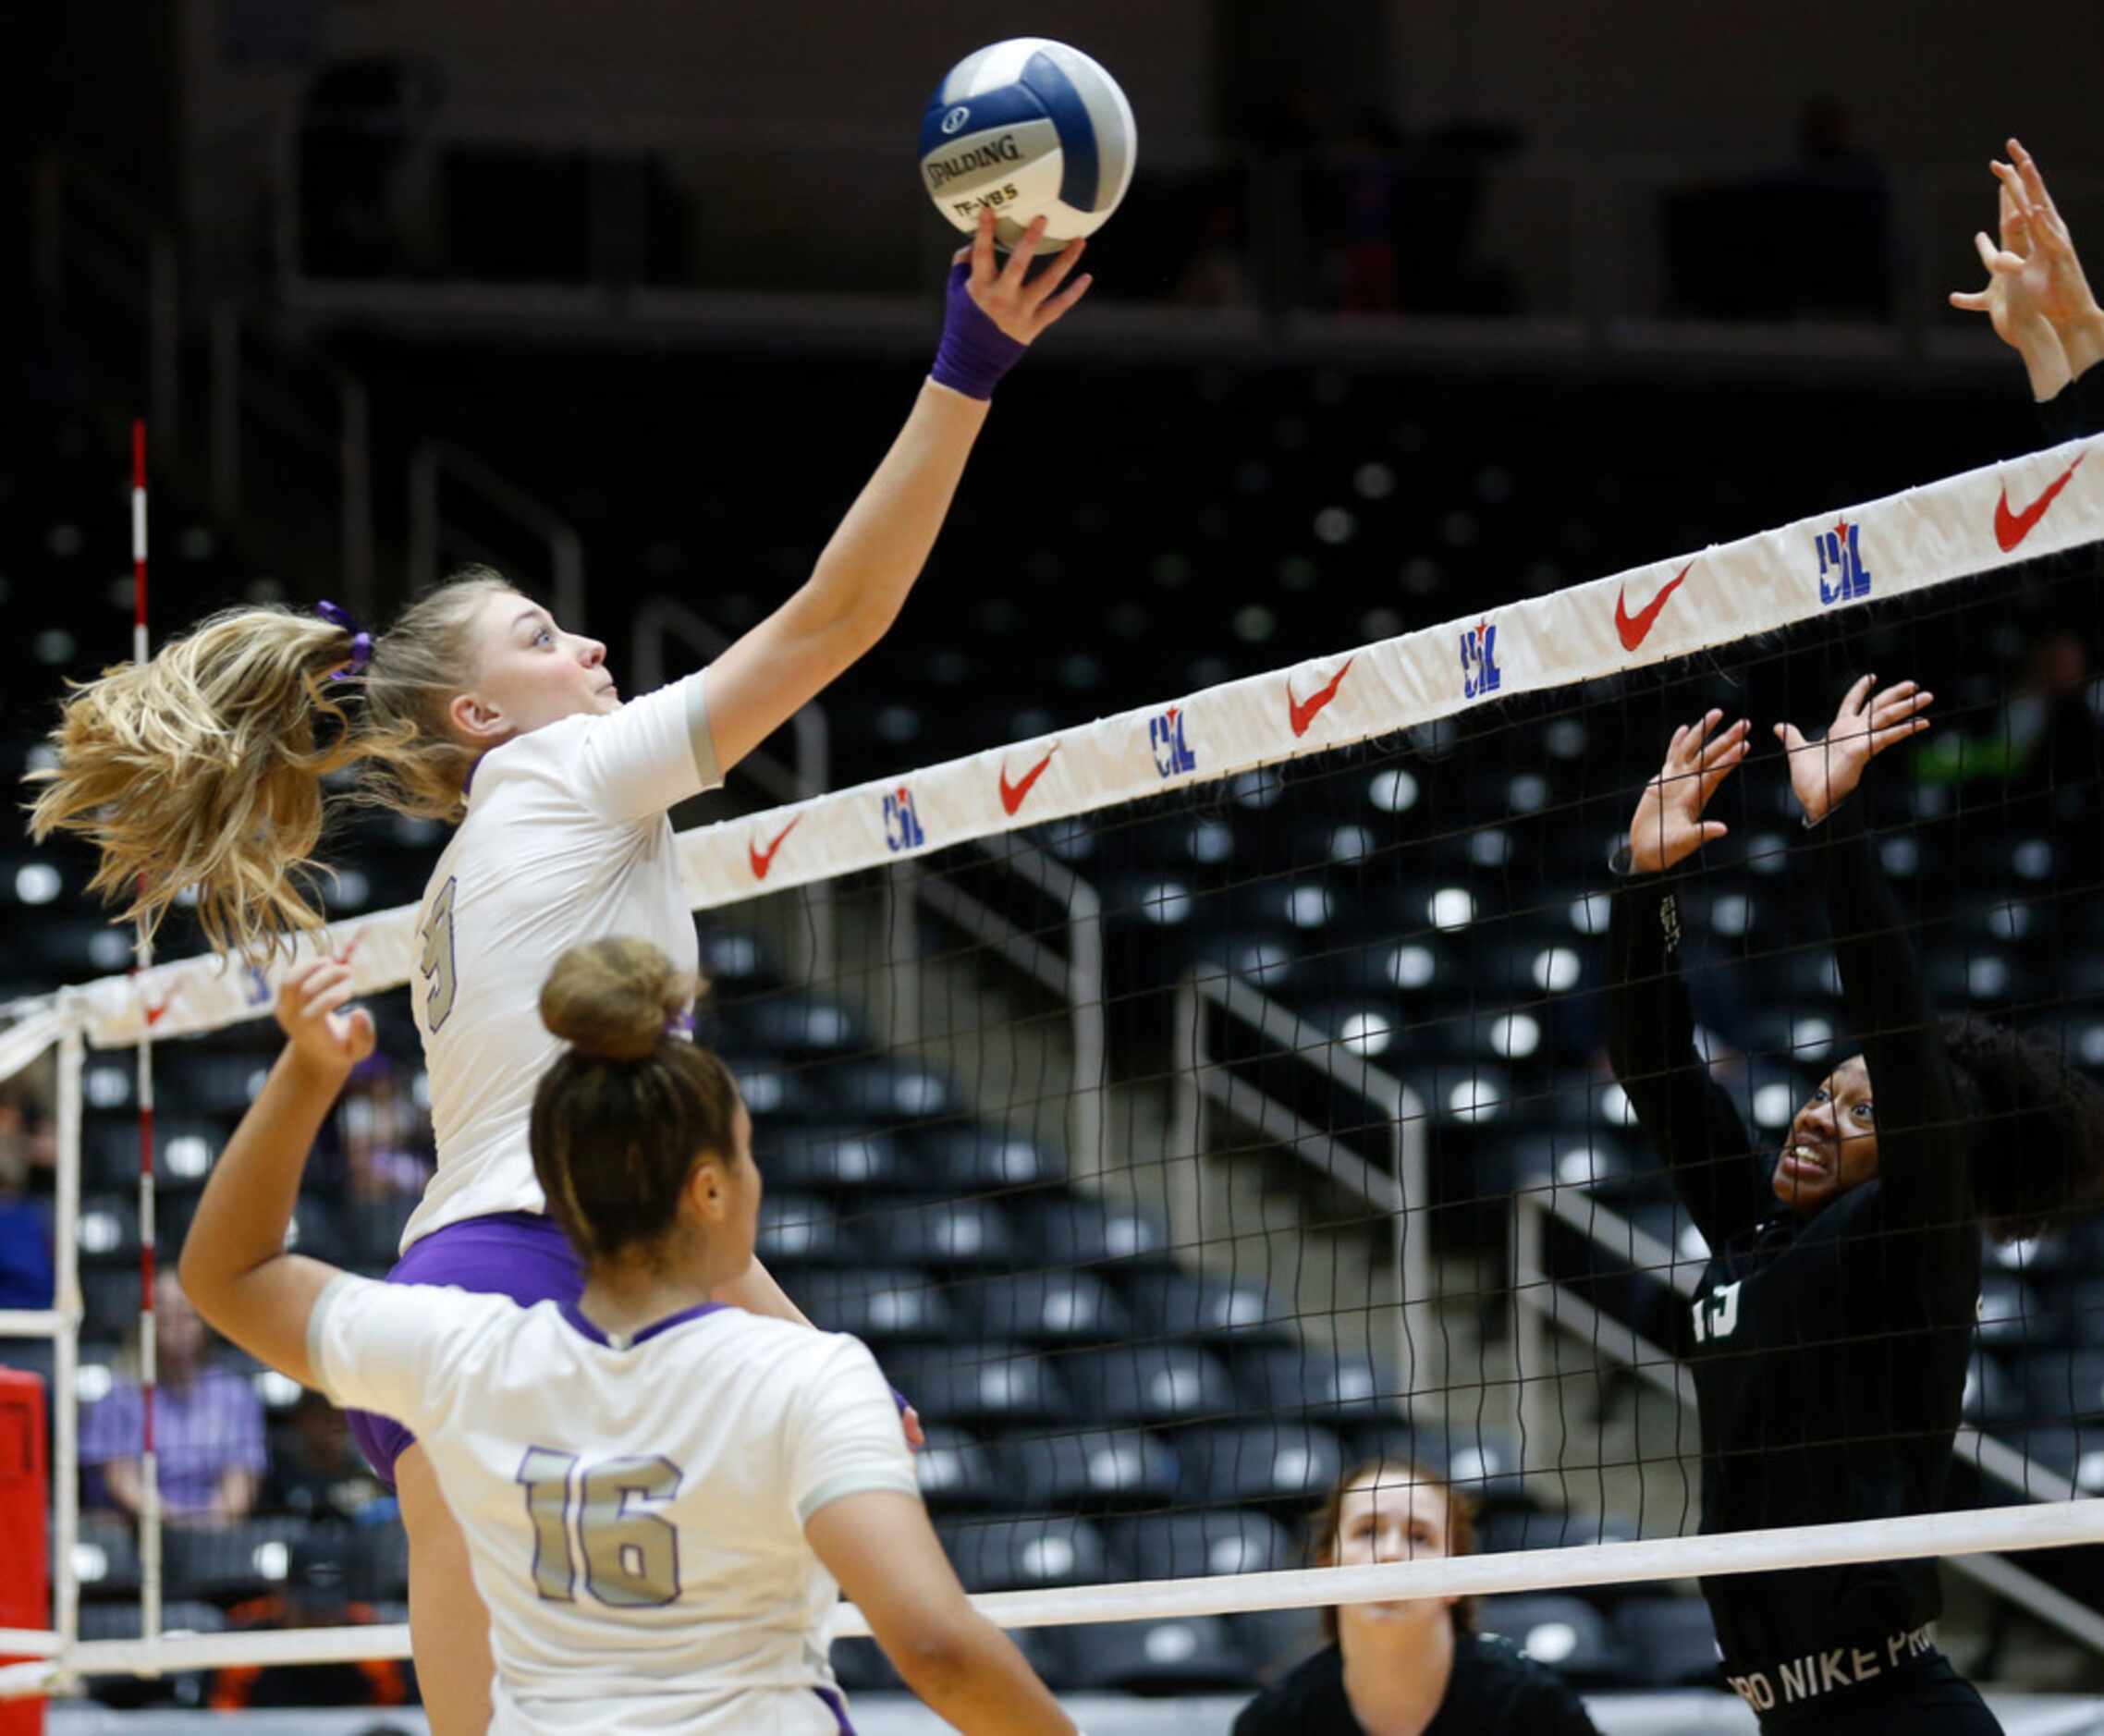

{"left": 336, "top": 1056, "right": 434, "bottom": 1204}
{"left": 1914, "top": 626, "right": 2101, "bottom": 792}
{"left": 80, "top": 1271, "right": 265, "bottom": 1527}
{"left": 1234, "top": 1457, "right": 1598, "bottom": 1735}
{"left": 0, "top": 1082, "right": 54, "bottom": 1309}
{"left": 210, "top": 1533, "right": 412, "bottom": 1711}
{"left": 269, "top": 1388, "right": 395, "bottom": 1526}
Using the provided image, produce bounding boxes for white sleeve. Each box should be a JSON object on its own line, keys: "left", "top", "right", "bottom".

{"left": 305, "top": 1274, "right": 504, "bottom": 1430}
{"left": 571, "top": 672, "right": 723, "bottom": 823}
{"left": 786, "top": 1335, "right": 922, "bottom": 1527}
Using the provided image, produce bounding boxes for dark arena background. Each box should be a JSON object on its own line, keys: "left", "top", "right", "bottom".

{"left": 5, "top": 4, "right": 2104, "bottom": 1733}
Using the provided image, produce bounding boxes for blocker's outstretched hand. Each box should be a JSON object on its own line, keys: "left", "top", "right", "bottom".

{"left": 1951, "top": 180, "right": 2064, "bottom": 353}
{"left": 1627, "top": 710, "right": 1750, "bottom": 874}
{"left": 1996, "top": 140, "right": 2103, "bottom": 371}
{"left": 273, "top": 957, "right": 376, "bottom": 1075}
{"left": 955, "top": 210, "right": 1092, "bottom": 345}
{"left": 1775, "top": 676, "right": 1933, "bottom": 828}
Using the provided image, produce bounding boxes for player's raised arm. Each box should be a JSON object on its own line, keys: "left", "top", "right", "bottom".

{"left": 701, "top": 209, "right": 1090, "bottom": 776}
{"left": 177, "top": 960, "right": 373, "bottom": 1388}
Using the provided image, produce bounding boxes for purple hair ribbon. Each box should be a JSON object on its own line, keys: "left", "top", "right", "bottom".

{"left": 316, "top": 599, "right": 373, "bottom": 680}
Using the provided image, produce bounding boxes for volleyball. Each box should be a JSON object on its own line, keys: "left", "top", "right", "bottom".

{"left": 918, "top": 39, "right": 1137, "bottom": 248}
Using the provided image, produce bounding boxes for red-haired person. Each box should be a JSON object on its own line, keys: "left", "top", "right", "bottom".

{"left": 1233, "top": 1458, "right": 1597, "bottom": 1736}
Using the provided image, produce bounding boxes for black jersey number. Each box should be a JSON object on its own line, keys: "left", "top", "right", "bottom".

{"left": 418, "top": 875, "right": 459, "bottom": 1033}
{"left": 517, "top": 1448, "right": 683, "bottom": 1608}
{"left": 1691, "top": 1281, "right": 1743, "bottom": 1344}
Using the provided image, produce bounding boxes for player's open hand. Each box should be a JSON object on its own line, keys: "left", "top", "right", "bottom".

{"left": 1775, "top": 676, "right": 1932, "bottom": 827}
{"left": 273, "top": 958, "right": 377, "bottom": 1075}
{"left": 1995, "top": 141, "right": 2101, "bottom": 350}
{"left": 1628, "top": 711, "right": 1749, "bottom": 874}
{"left": 955, "top": 210, "right": 1092, "bottom": 344}
{"left": 1950, "top": 178, "right": 2064, "bottom": 357}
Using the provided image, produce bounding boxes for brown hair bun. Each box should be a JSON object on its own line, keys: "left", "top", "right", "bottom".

{"left": 539, "top": 937, "right": 697, "bottom": 1063}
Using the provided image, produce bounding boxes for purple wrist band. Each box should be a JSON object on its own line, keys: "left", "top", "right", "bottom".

{"left": 930, "top": 263, "right": 1026, "bottom": 400}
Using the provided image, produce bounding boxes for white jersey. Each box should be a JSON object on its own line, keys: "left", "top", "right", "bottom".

{"left": 402, "top": 675, "right": 721, "bottom": 1251}
{"left": 308, "top": 1275, "right": 920, "bottom": 1734}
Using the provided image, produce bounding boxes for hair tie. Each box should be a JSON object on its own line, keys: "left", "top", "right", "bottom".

{"left": 315, "top": 600, "right": 373, "bottom": 680}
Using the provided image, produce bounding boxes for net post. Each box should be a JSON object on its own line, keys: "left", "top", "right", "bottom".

{"left": 49, "top": 1021, "right": 83, "bottom": 1694}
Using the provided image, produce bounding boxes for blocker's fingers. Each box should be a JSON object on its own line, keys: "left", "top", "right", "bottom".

{"left": 999, "top": 214, "right": 1049, "bottom": 287}
{"left": 2010, "top": 139, "right": 2061, "bottom": 222}
{"left": 1020, "top": 236, "right": 1086, "bottom": 311}
{"left": 1841, "top": 673, "right": 1878, "bottom": 715}
{"left": 1950, "top": 287, "right": 1991, "bottom": 312}
{"left": 1868, "top": 716, "right": 1931, "bottom": 753}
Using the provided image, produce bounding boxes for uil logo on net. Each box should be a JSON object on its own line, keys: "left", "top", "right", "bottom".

{"left": 882, "top": 786, "right": 927, "bottom": 852}
{"left": 1816, "top": 517, "right": 1873, "bottom": 605}
{"left": 1149, "top": 705, "right": 1197, "bottom": 779}
{"left": 1460, "top": 620, "right": 1502, "bottom": 700}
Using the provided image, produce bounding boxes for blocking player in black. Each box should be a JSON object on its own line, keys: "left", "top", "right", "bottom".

{"left": 1607, "top": 680, "right": 2104, "bottom": 1732}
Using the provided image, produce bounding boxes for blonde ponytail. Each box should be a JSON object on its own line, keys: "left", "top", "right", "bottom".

{"left": 26, "top": 569, "right": 519, "bottom": 958}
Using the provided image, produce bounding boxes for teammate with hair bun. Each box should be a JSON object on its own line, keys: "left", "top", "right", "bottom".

{"left": 39, "top": 211, "right": 1089, "bottom": 1732}
{"left": 179, "top": 937, "right": 1082, "bottom": 1736}
{"left": 1607, "top": 681, "right": 2104, "bottom": 1733}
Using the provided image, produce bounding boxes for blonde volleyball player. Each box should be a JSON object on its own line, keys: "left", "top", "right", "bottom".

{"left": 35, "top": 209, "right": 1089, "bottom": 1732}
{"left": 180, "top": 941, "right": 1081, "bottom": 1735}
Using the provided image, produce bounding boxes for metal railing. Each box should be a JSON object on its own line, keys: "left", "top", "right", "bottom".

{"left": 907, "top": 840, "right": 1107, "bottom": 1180}
{"left": 1169, "top": 967, "right": 1431, "bottom": 1403}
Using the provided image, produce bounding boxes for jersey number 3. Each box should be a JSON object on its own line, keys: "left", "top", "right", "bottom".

{"left": 518, "top": 1448, "right": 683, "bottom": 1608}
{"left": 419, "top": 875, "right": 459, "bottom": 1032}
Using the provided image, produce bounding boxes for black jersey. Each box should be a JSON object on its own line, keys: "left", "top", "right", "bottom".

{"left": 2040, "top": 366, "right": 2102, "bottom": 444}
{"left": 1605, "top": 798, "right": 1979, "bottom": 1669}
{"left": 1231, "top": 1633, "right": 1598, "bottom": 1736}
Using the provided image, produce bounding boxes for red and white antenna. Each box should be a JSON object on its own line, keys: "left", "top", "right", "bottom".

{"left": 130, "top": 418, "right": 163, "bottom": 1651}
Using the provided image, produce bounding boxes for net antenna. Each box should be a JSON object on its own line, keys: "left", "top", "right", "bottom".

{"left": 128, "top": 417, "right": 165, "bottom": 1669}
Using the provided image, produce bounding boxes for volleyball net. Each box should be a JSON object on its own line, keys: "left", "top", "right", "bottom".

{"left": 5, "top": 431, "right": 2104, "bottom": 1700}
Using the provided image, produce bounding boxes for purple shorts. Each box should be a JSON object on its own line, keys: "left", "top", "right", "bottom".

{"left": 344, "top": 1210, "right": 583, "bottom": 1487}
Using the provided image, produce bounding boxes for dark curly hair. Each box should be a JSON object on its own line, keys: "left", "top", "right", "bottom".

{"left": 1942, "top": 1015, "right": 2104, "bottom": 1243}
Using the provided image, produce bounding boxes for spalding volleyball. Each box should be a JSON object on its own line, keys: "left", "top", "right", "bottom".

{"left": 919, "top": 39, "right": 1137, "bottom": 248}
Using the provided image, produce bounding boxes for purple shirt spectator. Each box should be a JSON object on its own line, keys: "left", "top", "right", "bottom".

{"left": 80, "top": 1365, "right": 267, "bottom": 1519}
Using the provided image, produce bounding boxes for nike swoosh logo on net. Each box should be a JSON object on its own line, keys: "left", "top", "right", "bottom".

{"left": 1287, "top": 656, "right": 1355, "bottom": 737}
{"left": 998, "top": 748, "right": 1058, "bottom": 816}
{"left": 1615, "top": 563, "right": 1693, "bottom": 652}
{"left": 1995, "top": 452, "right": 2086, "bottom": 553}
{"left": 748, "top": 814, "right": 802, "bottom": 880}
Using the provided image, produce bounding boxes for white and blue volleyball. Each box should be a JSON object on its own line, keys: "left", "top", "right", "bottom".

{"left": 919, "top": 39, "right": 1137, "bottom": 248}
